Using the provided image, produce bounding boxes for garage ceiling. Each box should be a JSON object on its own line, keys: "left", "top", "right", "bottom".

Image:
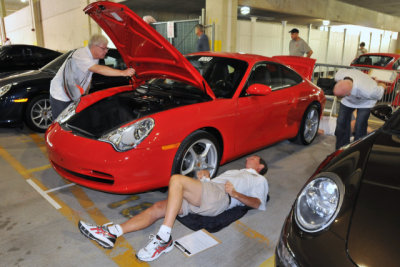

{"left": 337, "top": 0, "right": 400, "bottom": 17}
{"left": 2, "top": 0, "right": 400, "bottom": 27}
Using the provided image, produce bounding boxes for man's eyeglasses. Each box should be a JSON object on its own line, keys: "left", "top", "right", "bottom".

{"left": 96, "top": 45, "right": 109, "bottom": 51}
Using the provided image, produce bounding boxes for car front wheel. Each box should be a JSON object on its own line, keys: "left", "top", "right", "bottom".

{"left": 172, "top": 130, "right": 220, "bottom": 178}
{"left": 25, "top": 94, "right": 53, "bottom": 132}
{"left": 292, "top": 104, "right": 320, "bottom": 145}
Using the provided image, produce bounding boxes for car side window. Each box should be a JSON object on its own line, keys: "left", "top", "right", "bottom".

{"left": 280, "top": 65, "right": 303, "bottom": 88}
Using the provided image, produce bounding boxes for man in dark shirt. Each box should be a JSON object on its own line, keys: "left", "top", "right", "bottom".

{"left": 195, "top": 24, "right": 210, "bottom": 52}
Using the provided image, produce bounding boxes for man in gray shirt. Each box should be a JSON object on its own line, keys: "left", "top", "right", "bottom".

{"left": 289, "top": 28, "right": 313, "bottom": 57}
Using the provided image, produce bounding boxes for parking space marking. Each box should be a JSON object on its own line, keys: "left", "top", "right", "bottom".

{"left": 0, "top": 145, "right": 62, "bottom": 209}
{"left": 27, "top": 178, "right": 62, "bottom": 209}
{"left": 29, "top": 133, "right": 47, "bottom": 154}
{"left": 45, "top": 183, "right": 76, "bottom": 193}
{"left": 27, "top": 164, "right": 51, "bottom": 173}
{"left": 259, "top": 255, "right": 275, "bottom": 267}
{"left": 27, "top": 134, "right": 149, "bottom": 267}
{"left": 234, "top": 220, "right": 270, "bottom": 248}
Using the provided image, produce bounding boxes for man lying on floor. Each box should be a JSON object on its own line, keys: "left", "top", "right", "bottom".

{"left": 78, "top": 155, "right": 269, "bottom": 262}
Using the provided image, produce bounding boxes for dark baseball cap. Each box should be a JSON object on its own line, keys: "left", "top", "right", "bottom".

{"left": 289, "top": 28, "right": 299, "bottom": 33}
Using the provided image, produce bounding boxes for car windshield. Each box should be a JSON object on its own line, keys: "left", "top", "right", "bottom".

{"left": 352, "top": 55, "right": 393, "bottom": 67}
{"left": 40, "top": 50, "right": 73, "bottom": 73}
{"left": 187, "top": 55, "right": 248, "bottom": 98}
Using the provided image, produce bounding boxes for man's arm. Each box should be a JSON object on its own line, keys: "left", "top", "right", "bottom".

{"left": 225, "top": 181, "right": 261, "bottom": 209}
{"left": 306, "top": 50, "right": 313, "bottom": 58}
{"left": 89, "top": 64, "right": 135, "bottom": 77}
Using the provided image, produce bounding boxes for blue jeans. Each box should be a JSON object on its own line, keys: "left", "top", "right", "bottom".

{"left": 50, "top": 95, "right": 71, "bottom": 120}
{"left": 335, "top": 103, "right": 370, "bottom": 150}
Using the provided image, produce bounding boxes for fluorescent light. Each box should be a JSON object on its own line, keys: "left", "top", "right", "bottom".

{"left": 322, "top": 20, "right": 330, "bottom": 26}
{"left": 240, "top": 6, "right": 250, "bottom": 15}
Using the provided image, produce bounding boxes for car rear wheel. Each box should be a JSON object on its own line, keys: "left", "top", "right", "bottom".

{"left": 172, "top": 130, "right": 220, "bottom": 178}
{"left": 292, "top": 104, "right": 320, "bottom": 145}
{"left": 25, "top": 94, "right": 53, "bottom": 132}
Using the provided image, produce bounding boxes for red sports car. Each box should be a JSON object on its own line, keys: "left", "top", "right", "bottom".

{"left": 45, "top": 1, "right": 325, "bottom": 193}
{"left": 350, "top": 52, "right": 400, "bottom": 95}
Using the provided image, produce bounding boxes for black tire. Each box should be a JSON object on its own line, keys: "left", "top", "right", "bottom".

{"left": 291, "top": 104, "right": 320, "bottom": 145}
{"left": 171, "top": 130, "right": 221, "bottom": 178}
{"left": 24, "top": 95, "right": 53, "bottom": 132}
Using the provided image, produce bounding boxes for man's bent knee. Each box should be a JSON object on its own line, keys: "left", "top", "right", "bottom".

{"left": 169, "top": 174, "right": 188, "bottom": 186}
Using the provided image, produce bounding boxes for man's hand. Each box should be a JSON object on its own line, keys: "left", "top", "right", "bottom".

{"left": 123, "top": 67, "right": 135, "bottom": 77}
{"left": 196, "top": 170, "right": 210, "bottom": 180}
{"left": 377, "top": 82, "right": 387, "bottom": 90}
{"left": 225, "top": 181, "right": 236, "bottom": 197}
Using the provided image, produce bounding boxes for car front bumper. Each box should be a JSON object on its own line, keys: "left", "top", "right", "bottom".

{"left": 45, "top": 123, "right": 178, "bottom": 193}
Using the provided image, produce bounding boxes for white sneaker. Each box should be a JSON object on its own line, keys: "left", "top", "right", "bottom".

{"left": 78, "top": 221, "right": 116, "bottom": 249}
{"left": 136, "top": 234, "right": 174, "bottom": 262}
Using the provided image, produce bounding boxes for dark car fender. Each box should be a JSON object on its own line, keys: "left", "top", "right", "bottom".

{"left": 283, "top": 131, "right": 378, "bottom": 266}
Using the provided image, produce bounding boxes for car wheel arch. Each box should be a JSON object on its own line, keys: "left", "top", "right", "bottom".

{"left": 171, "top": 128, "right": 223, "bottom": 178}
{"left": 291, "top": 101, "right": 321, "bottom": 145}
{"left": 24, "top": 93, "right": 52, "bottom": 132}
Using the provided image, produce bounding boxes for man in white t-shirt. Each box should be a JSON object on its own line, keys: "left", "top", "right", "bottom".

{"left": 49, "top": 34, "right": 135, "bottom": 119}
{"left": 78, "top": 155, "right": 268, "bottom": 262}
{"left": 333, "top": 68, "right": 385, "bottom": 149}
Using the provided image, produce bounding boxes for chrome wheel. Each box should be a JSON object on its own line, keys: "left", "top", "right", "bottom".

{"left": 180, "top": 138, "right": 218, "bottom": 177}
{"left": 30, "top": 98, "right": 52, "bottom": 130}
{"left": 303, "top": 107, "right": 319, "bottom": 143}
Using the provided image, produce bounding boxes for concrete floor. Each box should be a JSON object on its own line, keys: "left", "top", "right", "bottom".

{"left": 0, "top": 126, "right": 338, "bottom": 267}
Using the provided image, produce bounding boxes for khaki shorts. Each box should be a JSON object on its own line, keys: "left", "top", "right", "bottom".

{"left": 180, "top": 181, "right": 230, "bottom": 217}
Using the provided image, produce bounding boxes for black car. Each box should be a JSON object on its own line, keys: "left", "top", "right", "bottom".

{"left": 0, "top": 48, "right": 129, "bottom": 132}
{"left": 0, "top": 44, "right": 62, "bottom": 78}
{"left": 276, "top": 105, "right": 400, "bottom": 267}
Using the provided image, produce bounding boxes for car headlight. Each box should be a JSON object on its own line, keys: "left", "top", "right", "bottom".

{"left": 99, "top": 118, "right": 155, "bottom": 152}
{"left": 0, "top": 84, "right": 12, "bottom": 97}
{"left": 295, "top": 172, "right": 344, "bottom": 233}
{"left": 55, "top": 101, "right": 78, "bottom": 124}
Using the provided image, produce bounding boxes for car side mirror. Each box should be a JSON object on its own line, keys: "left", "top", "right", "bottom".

{"left": 371, "top": 104, "right": 393, "bottom": 121}
{"left": 246, "top": 84, "right": 272, "bottom": 96}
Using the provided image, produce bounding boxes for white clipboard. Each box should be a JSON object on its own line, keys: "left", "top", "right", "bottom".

{"left": 174, "top": 229, "right": 221, "bottom": 257}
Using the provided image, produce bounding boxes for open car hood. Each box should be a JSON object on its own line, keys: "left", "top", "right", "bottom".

{"left": 84, "top": 1, "right": 215, "bottom": 99}
{"left": 272, "top": 56, "right": 316, "bottom": 81}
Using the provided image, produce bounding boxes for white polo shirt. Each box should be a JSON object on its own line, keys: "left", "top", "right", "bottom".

{"left": 50, "top": 46, "right": 98, "bottom": 102}
{"left": 335, "top": 68, "right": 384, "bottom": 108}
{"left": 212, "top": 168, "right": 269, "bottom": 210}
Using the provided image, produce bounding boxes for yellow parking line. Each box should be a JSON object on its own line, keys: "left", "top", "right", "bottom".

{"left": 27, "top": 164, "right": 51, "bottom": 173}
{"left": 259, "top": 255, "right": 275, "bottom": 267}
{"left": 234, "top": 220, "right": 270, "bottom": 248}
{"left": 29, "top": 133, "right": 47, "bottom": 154}
{"left": 29, "top": 134, "right": 148, "bottom": 266}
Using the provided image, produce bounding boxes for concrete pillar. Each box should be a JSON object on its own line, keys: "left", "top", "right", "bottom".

{"left": 281, "top": 21, "right": 287, "bottom": 54}
{"left": 378, "top": 32, "right": 383, "bottom": 53}
{"left": 368, "top": 32, "right": 372, "bottom": 52}
{"left": 307, "top": 24, "right": 312, "bottom": 44}
{"left": 396, "top": 34, "right": 400, "bottom": 54}
{"left": 0, "top": 0, "right": 5, "bottom": 44}
{"left": 250, "top": 16, "right": 257, "bottom": 53}
{"left": 325, "top": 27, "right": 331, "bottom": 63}
{"left": 205, "top": 0, "right": 237, "bottom": 52}
{"left": 341, "top": 28, "right": 347, "bottom": 64}
{"left": 29, "top": 0, "right": 44, "bottom": 46}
